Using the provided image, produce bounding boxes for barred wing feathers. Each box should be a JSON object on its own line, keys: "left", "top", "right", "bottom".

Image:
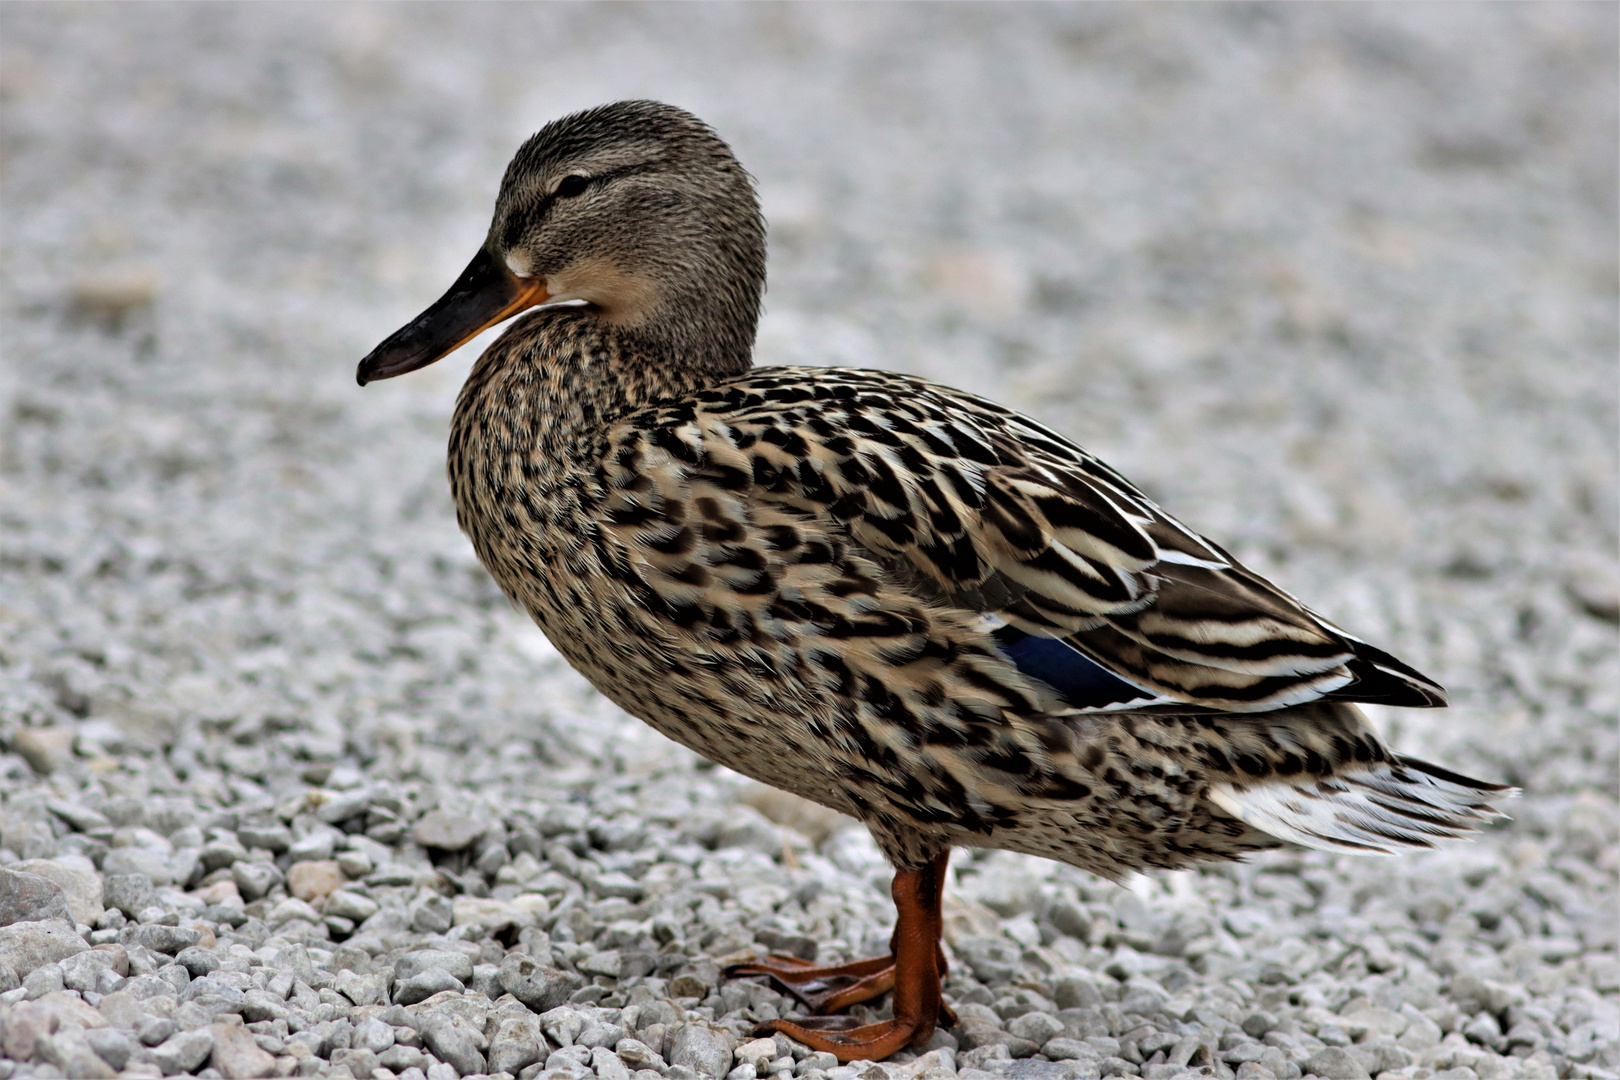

{"left": 653, "top": 367, "right": 1444, "bottom": 715}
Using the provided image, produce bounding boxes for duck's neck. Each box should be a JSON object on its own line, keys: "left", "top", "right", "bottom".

{"left": 454, "top": 306, "right": 747, "bottom": 469}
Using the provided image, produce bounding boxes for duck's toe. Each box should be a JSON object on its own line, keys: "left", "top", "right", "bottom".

{"left": 756, "top": 1016, "right": 937, "bottom": 1062}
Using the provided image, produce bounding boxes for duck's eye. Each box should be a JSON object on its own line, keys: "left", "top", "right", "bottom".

{"left": 554, "top": 175, "right": 590, "bottom": 198}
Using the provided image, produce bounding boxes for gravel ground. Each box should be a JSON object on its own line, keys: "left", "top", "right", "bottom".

{"left": 0, "top": 6, "right": 1615, "bottom": 1080}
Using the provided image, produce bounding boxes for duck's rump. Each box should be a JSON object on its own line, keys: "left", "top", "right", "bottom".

{"left": 955, "top": 702, "right": 1512, "bottom": 878}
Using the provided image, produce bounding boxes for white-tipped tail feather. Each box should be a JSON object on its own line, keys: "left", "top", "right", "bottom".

{"left": 1209, "top": 756, "right": 1516, "bottom": 856}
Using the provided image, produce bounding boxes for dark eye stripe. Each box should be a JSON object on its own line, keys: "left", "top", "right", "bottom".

{"left": 505, "top": 163, "right": 651, "bottom": 247}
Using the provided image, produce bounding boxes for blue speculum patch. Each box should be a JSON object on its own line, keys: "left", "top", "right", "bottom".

{"left": 992, "top": 627, "right": 1148, "bottom": 710}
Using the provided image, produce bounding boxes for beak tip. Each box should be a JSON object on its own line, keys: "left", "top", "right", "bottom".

{"left": 351, "top": 248, "right": 543, "bottom": 388}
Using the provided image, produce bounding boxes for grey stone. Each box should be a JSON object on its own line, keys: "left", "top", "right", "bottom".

{"left": 9, "top": 860, "right": 103, "bottom": 926}
{"left": 175, "top": 946, "right": 221, "bottom": 977}
{"left": 183, "top": 973, "right": 249, "bottom": 1015}
{"left": 958, "top": 1024, "right": 1016, "bottom": 1051}
{"left": 469, "top": 961, "right": 501, "bottom": 999}
{"left": 210, "top": 1017, "right": 277, "bottom": 1079}
{"left": 1302, "top": 1048, "right": 1370, "bottom": 1080}
{"left": 540, "top": 1006, "right": 586, "bottom": 1048}
{"left": 588, "top": 872, "right": 644, "bottom": 901}
{"left": 235, "top": 822, "right": 292, "bottom": 853}
{"left": 315, "top": 790, "right": 372, "bottom": 825}
{"left": 0, "top": 867, "right": 75, "bottom": 926}
{"left": 13, "top": 727, "right": 78, "bottom": 774}
{"left": 139, "top": 1016, "right": 181, "bottom": 1046}
{"left": 396, "top": 948, "right": 476, "bottom": 984}
{"left": 618, "top": 1038, "right": 667, "bottom": 1074}
{"left": 1053, "top": 974, "right": 1105, "bottom": 1011}
{"left": 394, "top": 968, "right": 464, "bottom": 1005}
{"left": 47, "top": 799, "right": 112, "bottom": 833}
{"left": 489, "top": 1015, "right": 547, "bottom": 1075}
{"left": 595, "top": 1044, "right": 634, "bottom": 1080}
{"left": 1045, "top": 1039, "right": 1100, "bottom": 1062}
{"left": 795, "top": 1051, "right": 839, "bottom": 1075}
{"left": 955, "top": 936, "right": 1024, "bottom": 984}
{"left": 578, "top": 1020, "right": 628, "bottom": 1049}
{"left": 356, "top": 1017, "right": 396, "bottom": 1054}
{"left": 102, "top": 847, "right": 177, "bottom": 884}
{"left": 287, "top": 831, "right": 337, "bottom": 862}
{"left": 122, "top": 923, "right": 203, "bottom": 955}
{"left": 335, "top": 967, "right": 390, "bottom": 1006}
{"left": 1341, "top": 1005, "right": 1407, "bottom": 1042}
{"left": 150, "top": 1027, "right": 216, "bottom": 1075}
{"left": 1358, "top": 1038, "right": 1411, "bottom": 1074}
{"left": 201, "top": 835, "right": 250, "bottom": 872}
{"left": 961, "top": 1044, "right": 1015, "bottom": 1071}
{"left": 1448, "top": 975, "right": 1524, "bottom": 1018}
{"left": 413, "top": 811, "right": 485, "bottom": 852}
{"left": 380, "top": 1044, "right": 430, "bottom": 1073}
{"left": 85, "top": 1026, "right": 135, "bottom": 1071}
{"left": 1221, "top": 1044, "right": 1266, "bottom": 1065}
{"left": 1463, "top": 1012, "right": 1504, "bottom": 1051}
{"left": 38, "top": 1024, "right": 119, "bottom": 1079}
{"left": 240, "top": 988, "right": 292, "bottom": 1022}
{"left": 669, "top": 1022, "right": 737, "bottom": 1078}
{"left": 499, "top": 953, "right": 583, "bottom": 1013}
{"left": 102, "top": 875, "right": 158, "bottom": 920}
{"left": 0, "top": 918, "right": 88, "bottom": 976}
{"left": 580, "top": 949, "right": 623, "bottom": 977}
{"left": 23, "top": 961, "right": 64, "bottom": 997}
{"left": 1010, "top": 1012, "right": 1066, "bottom": 1045}
{"left": 333, "top": 1046, "right": 382, "bottom": 1079}
{"left": 229, "top": 862, "right": 283, "bottom": 902}
{"left": 547, "top": 1046, "right": 593, "bottom": 1074}
{"left": 1120, "top": 985, "right": 1168, "bottom": 1017}
{"left": 411, "top": 893, "right": 455, "bottom": 933}
{"left": 420, "top": 1010, "right": 489, "bottom": 1076}
{"left": 324, "top": 890, "right": 380, "bottom": 922}
{"left": 155, "top": 963, "right": 191, "bottom": 993}
{"left": 61, "top": 945, "right": 128, "bottom": 992}
{"left": 1006, "top": 1062, "right": 1100, "bottom": 1080}
{"left": 136, "top": 904, "right": 174, "bottom": 925}
{"left": 0, "top": 959, "right": 18, "bottom": 992}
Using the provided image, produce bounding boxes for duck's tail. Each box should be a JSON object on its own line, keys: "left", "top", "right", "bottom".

{"left": 1207, "top": 755, "right": 1517, "bottom": 856}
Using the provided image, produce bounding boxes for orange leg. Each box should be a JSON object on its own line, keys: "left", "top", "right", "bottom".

{"left": 736, "top": 849, "right": 953, "bottom": 1061}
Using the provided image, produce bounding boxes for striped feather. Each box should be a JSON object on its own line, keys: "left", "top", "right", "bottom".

{"left": 654, "top": 366, "right": 1444, "bottom": 714}
{"left": 1209, "top": 758, "right": 1515, "bottom": 855}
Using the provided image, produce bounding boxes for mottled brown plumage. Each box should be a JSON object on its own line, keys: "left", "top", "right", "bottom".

{"left": 358, "top": 100, "right": 1513, "bottom": 1059}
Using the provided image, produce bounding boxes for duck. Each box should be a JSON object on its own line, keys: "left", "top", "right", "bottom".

{"left": 357, "top": 100, "right": 1513, "bottom": 1061}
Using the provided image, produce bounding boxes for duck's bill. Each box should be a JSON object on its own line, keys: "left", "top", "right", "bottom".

{"left": 356, "top": 249, "right": 549, "bottom": 385}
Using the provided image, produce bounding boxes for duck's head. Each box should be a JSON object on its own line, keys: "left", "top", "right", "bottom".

{"left": 358, "top": 100, "right": 765, "bottom": 385}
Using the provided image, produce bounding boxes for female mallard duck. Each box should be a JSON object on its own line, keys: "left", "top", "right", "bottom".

{"left": 358, "top": 101, "right": 1512, "bottom": 1060}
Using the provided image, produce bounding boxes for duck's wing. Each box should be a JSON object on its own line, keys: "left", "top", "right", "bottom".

{"left": 657, "top": 367, "right": 1444, "bottom": 715}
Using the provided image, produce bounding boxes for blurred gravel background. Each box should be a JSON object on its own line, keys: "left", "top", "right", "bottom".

{"left": 0, "top": 6, "right": 1614, "bottom": 1080}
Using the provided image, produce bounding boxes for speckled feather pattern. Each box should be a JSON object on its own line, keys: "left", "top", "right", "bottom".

{"left": 447, "top": 310, "right": 1489, "bottom": 876}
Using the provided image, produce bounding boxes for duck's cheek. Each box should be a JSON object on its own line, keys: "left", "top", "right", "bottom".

{"left": 545, "top": 257, "right": 660, "bottom": 324}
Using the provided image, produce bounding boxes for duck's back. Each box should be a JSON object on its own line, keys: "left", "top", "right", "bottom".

{"left": 451, "top": 342, "right": 1507, "bottom": 874}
